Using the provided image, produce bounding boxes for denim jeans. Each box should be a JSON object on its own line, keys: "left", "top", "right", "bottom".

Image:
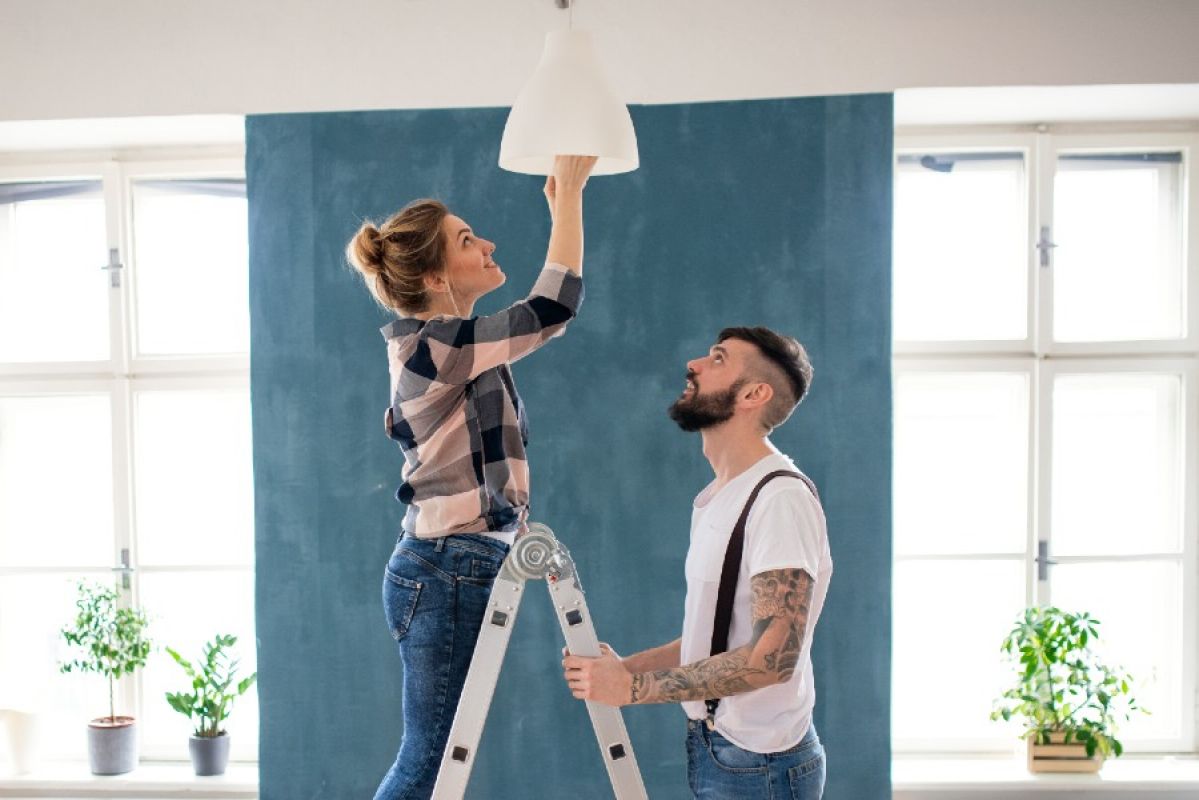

{"left": 686, "top": 718, "right": 826, "bottom": 799}
{"left": 373, "top": 533, "right": 510, "bottom": 800}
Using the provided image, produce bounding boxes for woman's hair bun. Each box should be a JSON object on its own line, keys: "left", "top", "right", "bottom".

{"left": 348, "top": 221, "right": 384, "bottom": 276}
{"left": 345, "top": 199, "right": 449, "bottom": 314}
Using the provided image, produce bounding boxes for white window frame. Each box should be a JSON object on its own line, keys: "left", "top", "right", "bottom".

{"left": 893, "top": 132, "right": 1039, "bottom": 358}
{"left": 1037, "top": 133, "right": 1199, "bottom": 358}
{"left": 0, "top": 149, "right": 254, "bottom": 766}
{"left": 893, "top": 128, "right": 1199, "bottom": 756}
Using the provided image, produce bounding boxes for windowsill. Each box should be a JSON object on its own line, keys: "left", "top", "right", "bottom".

{"left": 894, "top": 754, "right": 1199, "bottom": 797}
{"left": 0, "top": 761, "right": 256, "bottom": 799}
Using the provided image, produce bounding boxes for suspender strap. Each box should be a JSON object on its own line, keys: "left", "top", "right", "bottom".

{"left": 704, "top": 469, "right": 820, "bottom": 727}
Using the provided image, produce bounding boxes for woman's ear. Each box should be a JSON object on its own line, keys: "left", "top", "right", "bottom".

{"left": 423, "top": 271, "right": 450, "bottom": 294}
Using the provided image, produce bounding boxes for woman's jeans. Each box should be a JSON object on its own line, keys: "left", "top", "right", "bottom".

{"left": 686, "top": 718, "right": 826, "bottom": 799}
{"left": 373, "top": 533, "right": 510, "bottom": 800}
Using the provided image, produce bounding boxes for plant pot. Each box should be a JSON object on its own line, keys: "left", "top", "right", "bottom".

{"left": 188, "top": 732, "right": 231, "bottom": 776}
{"left": 87, "top": 716, "right": 138, "bottom": 775}
{"left": 1027, "top": 731, "right": 1104, "bottom": 773}
{"left": 2, "top": 710, "right": 40, "bottom": 774}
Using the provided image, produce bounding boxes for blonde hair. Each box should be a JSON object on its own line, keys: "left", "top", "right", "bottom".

{"left": 346, "top": 199, "right": 449, "bottom": 314}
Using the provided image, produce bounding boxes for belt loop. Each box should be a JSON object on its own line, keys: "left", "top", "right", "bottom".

{"left": 434, "top": 536, "right": 447, "bottom": 553}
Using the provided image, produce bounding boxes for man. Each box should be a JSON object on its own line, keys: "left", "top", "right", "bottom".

{"left": 562, "top": 326, "right": 832, "bottom": 799}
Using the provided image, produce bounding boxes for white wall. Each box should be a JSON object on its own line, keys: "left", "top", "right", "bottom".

{"left": 2, "top": 0, "right": 1199, "bottom": 122}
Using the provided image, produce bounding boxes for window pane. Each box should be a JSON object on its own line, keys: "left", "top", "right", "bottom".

{"left": 131, "top": 180, "right": 248, "bottom": 356}
{"left": 133, "top": 388, "right": 253, "bottom": 566}
{"left": 138, "top": 571, "right": 257, "bottom": 760}
{"left": 0, "top": 394, "right": 114, "bottom": 567}
{"left": 0, "top": 573, "right": 116, "bottom": 762}
{"left": 895, "top": 372, "right": 1029, "bottom": 555}
{"left": 1052, "top": 561, "right": 1182, "bottom": 743}
{"left": 1052, "top": 373, "right": 1183, "bottom": 556}
{"left": 892, "top": 559, "right": 1027, "bottom": 742}
{"left": 0, "top": 181, "right": 108, "bottom": 362}
{"left": 894, "top": 154, "right": 1027, "bottom": 341}
{"left": 1053, "top": 154, "right": 1185, "bottom": 342}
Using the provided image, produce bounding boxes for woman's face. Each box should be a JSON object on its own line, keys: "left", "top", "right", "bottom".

{"left": 437, "top": 213, "right": 505, "bottom": 304}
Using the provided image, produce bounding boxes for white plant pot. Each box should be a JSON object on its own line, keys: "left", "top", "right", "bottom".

{"left": 1, "top": 711, "right": 40, "bottom": 775}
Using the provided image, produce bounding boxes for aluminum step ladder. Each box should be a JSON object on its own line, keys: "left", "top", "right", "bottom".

{"left": 431, "top": 523, "right": 648, "bottom": 799}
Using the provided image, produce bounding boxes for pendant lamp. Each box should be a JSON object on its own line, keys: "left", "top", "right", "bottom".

{"left": 499, "top": 30, "right": 639, "bottom": 176}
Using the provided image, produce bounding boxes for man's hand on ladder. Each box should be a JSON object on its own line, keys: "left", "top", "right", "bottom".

{"left": 563, "top": 642, "right": 634, "bottom": 706}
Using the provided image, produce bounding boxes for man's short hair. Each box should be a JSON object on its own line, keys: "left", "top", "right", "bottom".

{"left": 717, "top": 326, "right": 813, "bottom": 432}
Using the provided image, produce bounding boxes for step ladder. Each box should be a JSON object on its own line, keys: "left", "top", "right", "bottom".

{"left": 431, "top": 523, "right": 648, "bottom": 799}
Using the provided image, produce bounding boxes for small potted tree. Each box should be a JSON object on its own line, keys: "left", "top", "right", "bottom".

{"left": 991, "top": 606, "right": 1144, "bottom": 773}
{"left": 165, "top": 634, "right": 257, "bottom": 776}
{"left": 59, "top": 581, "right": 152, "bottom": 775}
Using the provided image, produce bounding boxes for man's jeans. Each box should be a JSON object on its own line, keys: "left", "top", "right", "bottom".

{"left": 686, "top": 718, "right": 826, "bottom": 799}
{"left": 373, "top": 533, "right": 510, "bottom": 800}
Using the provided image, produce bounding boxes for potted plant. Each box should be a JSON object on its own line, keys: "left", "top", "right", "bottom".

{"left": 991, "top": 606, "right": 1144, "bottom": 773}
{"left": 165, "top": 634, "right": 257, "bottom": 776}
{"left": 58, "top": 581, "right": 152, "bottom": 775}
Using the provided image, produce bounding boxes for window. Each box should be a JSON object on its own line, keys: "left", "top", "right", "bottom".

{"left": 892, "top": 132, "right": 1198, "bottom": 754}
{"left": 0, "top": 157, "right": 256, "bottom": 764}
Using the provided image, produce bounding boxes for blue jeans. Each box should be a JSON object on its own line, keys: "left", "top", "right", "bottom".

{"left": 686, "top": 718, "right": 826, "bottom": 799}
{"left": 373, "top": 533, "right": 510, "bottom": 800}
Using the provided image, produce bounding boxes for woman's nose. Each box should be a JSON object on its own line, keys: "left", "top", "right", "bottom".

{"left": 483, "top": 238, "right": 496, "bottom": 255}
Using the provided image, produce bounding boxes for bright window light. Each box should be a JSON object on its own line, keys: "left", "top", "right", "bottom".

{"left": 894, "top": 154, "right": 1027, "bottom": 342}
{"left": 0, "top": 182, "right": 108, "bottom": 363}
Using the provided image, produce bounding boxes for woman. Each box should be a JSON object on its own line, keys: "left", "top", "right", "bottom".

{"left": 346, "top": 155, "right": 597, "bottom": 800}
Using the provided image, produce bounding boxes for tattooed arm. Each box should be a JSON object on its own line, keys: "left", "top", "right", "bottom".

{"left": 629, "top": 567, "right": 814, "bottom": 704}
{"left": 561, "top": 568, "right": 814, "bottom": 707}
{"left": 620, "top": 638, "right": 682, "bottom": 674}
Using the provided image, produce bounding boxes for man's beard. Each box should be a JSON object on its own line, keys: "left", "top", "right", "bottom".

{"left": 668, "top": 380, "right": 743, "bottom": 432}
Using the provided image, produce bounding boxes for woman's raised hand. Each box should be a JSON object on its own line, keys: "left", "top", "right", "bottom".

{"left": 543, "top": 155, "right": 596, "bottom": 275}
{"left": 552, "top": 155, "right": 598, "bottom": 196}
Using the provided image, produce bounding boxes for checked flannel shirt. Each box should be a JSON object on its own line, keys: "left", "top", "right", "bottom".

{"left": 379, "top": 262, "right": 584, "bottom": 539}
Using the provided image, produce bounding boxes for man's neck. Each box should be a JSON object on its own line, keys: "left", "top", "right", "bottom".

{"left": 700, "top": 422, "right": 774, "bottom": 492}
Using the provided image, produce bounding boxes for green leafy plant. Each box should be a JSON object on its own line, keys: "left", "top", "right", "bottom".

{"left": 991, "top": 606, "right": 1144, "bottom": 758}
{"left": 165, "top": 635, "right": 257, "bottom": 738}
{"left": 59, "top": 581, "right": 152, "bottom": 723}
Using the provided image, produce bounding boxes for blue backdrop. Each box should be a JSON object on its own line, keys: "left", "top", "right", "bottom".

{"left": 247, "top": 93, "right": 892, "bottom": 799}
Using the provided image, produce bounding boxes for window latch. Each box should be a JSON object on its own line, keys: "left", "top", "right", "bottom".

{"left": 100, "top": 248, "right": 123, "bottom": 288}
{"left": 111, "top": 547, "right": 135, "bottom": 590}
{"left": 1035, "top": 540, "right": 1057, "bottom": 582}
{"left": 1036, "top": 226, "right": 1058, "bottom": 268}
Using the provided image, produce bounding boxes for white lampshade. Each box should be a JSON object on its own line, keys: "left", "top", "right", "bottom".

{"left": 499, "top": 31, "right": 639, "bottom": 176}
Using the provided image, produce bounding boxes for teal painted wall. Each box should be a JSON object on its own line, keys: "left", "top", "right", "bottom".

{"left": 247, "top": 94, "right": 892, "bottom": 798}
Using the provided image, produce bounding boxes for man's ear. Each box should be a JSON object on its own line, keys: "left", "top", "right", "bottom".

{"left": 740, "top": 381, "right": 774, "bottom": 410}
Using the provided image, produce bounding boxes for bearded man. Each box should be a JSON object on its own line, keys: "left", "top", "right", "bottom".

{"left": 562, "top": 326, "right": 832, "bottom": 800}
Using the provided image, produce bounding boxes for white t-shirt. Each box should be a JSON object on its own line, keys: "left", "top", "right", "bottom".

{"left": 679, "top": 450, "right": 833, "bottom": 753}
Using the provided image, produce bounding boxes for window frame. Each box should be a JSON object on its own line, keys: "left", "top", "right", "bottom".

{"left": 1037, "top": 132, "right": 1199, "bottom": 357}
{"left": 892, "top": 127, "right": 1199, "bottom": 756}
{"left": 893, "top": 132, "right": 1039, "bottom": 357}
{"left": 0, "top": 149, "right": 254, "bottom": 764}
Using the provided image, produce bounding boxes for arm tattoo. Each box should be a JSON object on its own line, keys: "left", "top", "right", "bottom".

{"left": 631, "top": 568, "right": 814, "bottom": 705}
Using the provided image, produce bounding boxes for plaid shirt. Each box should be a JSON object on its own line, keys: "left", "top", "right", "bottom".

{"left": 379, "top": 263, "right": 584, "bottom": 539}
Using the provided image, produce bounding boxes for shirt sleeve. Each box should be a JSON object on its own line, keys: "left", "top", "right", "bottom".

{"left": 743, "top": 481, "right": 826, "bottom": 581}
{"left": 400, "top": 262, "right": 583, "bottom": 388}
